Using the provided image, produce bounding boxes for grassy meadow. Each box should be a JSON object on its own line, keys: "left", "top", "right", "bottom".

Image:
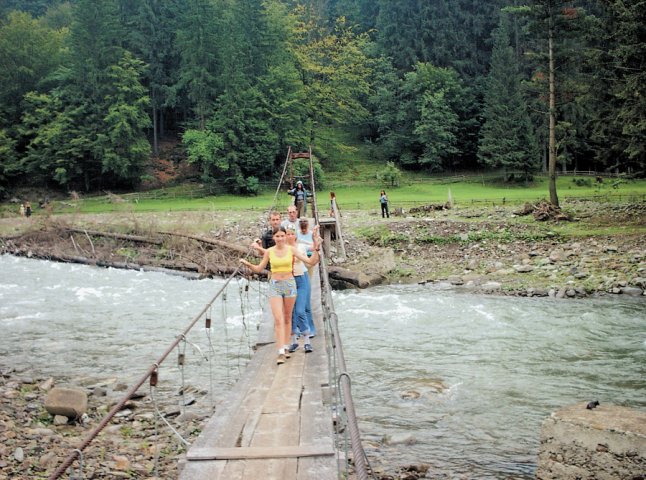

{"left": 2, "top": 174, "right": 646, "bottom": 219}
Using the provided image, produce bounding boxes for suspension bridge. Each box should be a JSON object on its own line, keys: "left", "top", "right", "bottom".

{"left": 47, "top": 148, "right": 372, "bottom": 480}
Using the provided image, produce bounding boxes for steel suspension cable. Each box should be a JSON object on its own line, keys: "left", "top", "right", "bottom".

{"left": 308, "top": 150, "right": 373, "bottom": 480}
{"left": 48, "top": 265, "right": 246, "bottom": 480}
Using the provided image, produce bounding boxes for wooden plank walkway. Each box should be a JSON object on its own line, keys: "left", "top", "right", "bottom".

{"left": 179, "top": 266, "right": 338, "bottom": 479}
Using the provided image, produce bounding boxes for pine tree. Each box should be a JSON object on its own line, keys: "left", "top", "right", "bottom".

{"left": 478, "top": 14, "right": 538, "bottom": 180}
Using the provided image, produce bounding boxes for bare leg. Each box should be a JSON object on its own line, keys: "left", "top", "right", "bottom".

{"left": 269, "top": 296, "right": 285, "bottom": 350}
{"left": 282, "top": 296, "right": 296, "bottom": 347}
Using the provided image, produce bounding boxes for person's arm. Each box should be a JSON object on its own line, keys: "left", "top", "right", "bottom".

{"left": 250, "top": 240, "right": 266, "bottom": 256}
{"left": 292, "top": 228, "right": 321, "bottom": 266}
{"left": 292, "top": 246, "right": 319, "bottom": 267}
{"left": 240, "top": 250, "right": 270, "bottom": 273}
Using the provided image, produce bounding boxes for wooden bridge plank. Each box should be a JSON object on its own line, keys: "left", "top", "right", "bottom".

{"left": 179, "top": 260, "right": 339, "bottom": 480}
{"left": 187, "top": 445, "right": 335, "bottom": 460}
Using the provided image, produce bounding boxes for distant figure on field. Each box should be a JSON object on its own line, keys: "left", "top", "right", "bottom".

{"left": 19, "top": 203, "right": 25, "bottom": 217}
{"left": 329, "top": 191, "right": 340, "bottom": 217}
{"left": 24, "top": 201, "right": 32, "bottom": 218}
{"left": 379, "top": 190, "right": 389, "bottom": 218}
{"left": 288, "top": 180, "right": 310, "bottom": 218}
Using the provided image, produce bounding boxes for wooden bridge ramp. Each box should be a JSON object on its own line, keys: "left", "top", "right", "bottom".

{"left": 178, "top": 267, "right": 338, "bottom": 479}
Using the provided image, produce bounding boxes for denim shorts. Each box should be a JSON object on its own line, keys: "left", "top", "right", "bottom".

{"left": 268, "top": 278, "right": 297, "bottom": 298}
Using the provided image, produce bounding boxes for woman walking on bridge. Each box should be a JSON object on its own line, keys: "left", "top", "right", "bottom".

{"left": 240, "top": 227, "right": 320, "bottom": 365}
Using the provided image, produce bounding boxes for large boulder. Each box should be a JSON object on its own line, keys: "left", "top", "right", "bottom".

{"left": 537, "top": 402, "right": 646, "bottom": 480}
{"left": 327, "top": 266, "right": 385, "bottom": 289}
{"left": 44, "top": 387, "right": 88, "bottom": 419}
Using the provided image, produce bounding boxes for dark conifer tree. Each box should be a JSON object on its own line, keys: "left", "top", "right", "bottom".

{"left": 478, "top": 13, "right": 538, "bottom": 180}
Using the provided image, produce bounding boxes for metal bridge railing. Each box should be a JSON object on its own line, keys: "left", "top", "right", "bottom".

{"left": 47, "top": 266, "right": 250, "bottom": 480}
{"left": 308, "top": 151, "right": 373, "bottom": 480}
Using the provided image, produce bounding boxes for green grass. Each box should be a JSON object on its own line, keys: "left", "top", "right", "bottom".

{"left": 2, "top": 175, "right": 645, "bottom": 217}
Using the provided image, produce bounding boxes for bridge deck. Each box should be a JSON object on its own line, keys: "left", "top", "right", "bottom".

{"left": 179, "top": 267, "right": 338, "bottom": 479}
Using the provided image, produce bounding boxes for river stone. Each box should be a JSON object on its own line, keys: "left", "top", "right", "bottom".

{"left": 14, "top": 447, "right": 24, "bottom": 462}
{"left": 39, "top": 451, "right": 57, "bottom": 468}
{"left": 447, "top": 275, "right": 463, "bottom": 285}
{"left": 113, "top": 454, "right": 130, "bottom": 471}
{"left": 400, "top": 390, "right": 421, "bottom": 400}
{"left": 44, "top": 387, "right": 88, "bottom": 418}
{"left": 388, "top": 433, "right": 416, "bottom": 445}
{"left": 93, "top": 386, "right": 107, "bottom": 397}
{"left": 514, "top": 265, "right": 534, "bottom": 273}
{"left": 620, "top": 287, "right": 643, "bottom": 296}
{"left": 462, "top": 273, "right": 483, "bottom": 283}
{"left": 53, "top": 415, "right": 68, "bottom": 425}
{"left": 177, "top": 412, "right": 200, "bottom": 423}
{"left": 549, "top": 250, "right": 565, "bottom": 262}
{"left": 481, "top": 281, "right": 501, "bottom": 292}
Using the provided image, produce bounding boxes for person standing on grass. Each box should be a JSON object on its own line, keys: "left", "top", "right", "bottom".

{"left": 240, "top": 227, "right": 320, "bottom": 365}
{"left": 380, "top": 190, "right": 390, "bottom": 218}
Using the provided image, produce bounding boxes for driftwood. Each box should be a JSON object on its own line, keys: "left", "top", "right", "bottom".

{"left": 408, "top": 203, "right": 451, "bottom": 214}
{"left": 66, "top": 228, "right": 163, "bottom": 245}
{"left": 515, "top": 201, "right": 571, "bottom": 221}
{"left": 158, "top": 231, "right": 250, "bottom": 255}
{"left": 5, "top": 248, "right": 220, "bottom": 280}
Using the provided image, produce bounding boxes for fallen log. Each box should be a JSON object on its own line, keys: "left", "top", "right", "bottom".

{"left": 6, "top": 249, "right": 206, "bottom": 280}
{"left": 158, "top": 231, "right": 251, "bottom": 255}
{"left": 66, "top": 228, "right": 163, "bottom": 245}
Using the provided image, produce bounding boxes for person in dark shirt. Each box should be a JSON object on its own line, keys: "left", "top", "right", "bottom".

{"left": 258, "top": 210, "right": 282, "bottom": 249}
{"left": 288, "top": 181, "right": 310, "bottom": 218}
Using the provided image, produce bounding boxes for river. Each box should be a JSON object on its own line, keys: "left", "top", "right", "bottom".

{"left": 1, "top": 255, "right": 644, "bottom": 478}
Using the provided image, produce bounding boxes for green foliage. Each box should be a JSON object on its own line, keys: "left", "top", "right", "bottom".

{"left": 0, "top": 0, "right": 644, "bottom": 196}
{"left": 377, "top": 161, "right": 402, "bottom": 187}
{"left": 478, "top": 14, "right": 538, "bottom": 179}
{"left": 0, "top": 11, "right": 67, "bottom": 127}
{"left": 377, "top": 62, "right": 469, "bottom": 172}
{"left": 290, "top": 157, "right": 326, "bottom": 190}
{"left": 183, "top": 129, "right": 226, "bottom": 177}
{"left": 357, "top": 225, "right": 408, "bottom": 247}
{"left": 572, "top": 177, "right": 592, "bottom": 187}
{"left": 290, "top": 11, "right": 372, "bottom": 139}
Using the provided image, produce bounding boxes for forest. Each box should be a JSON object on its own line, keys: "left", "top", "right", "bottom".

{"left": 0, "top": 0, "right": 644, "bottom": 199}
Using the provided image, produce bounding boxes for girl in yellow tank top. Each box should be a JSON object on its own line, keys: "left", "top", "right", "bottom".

{"left": 268, "top": 247, "right": 294, "bottom": 274}
{"left": 240, "top": 226, "right": 320, "bottom": 365}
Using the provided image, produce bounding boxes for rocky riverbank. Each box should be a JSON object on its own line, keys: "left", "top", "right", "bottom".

{"left": 338, "top": 200, "right": 646, "bottom": 298}
{"left": 0, "top": 368, "right": 429, "bottom": 480}
{"left": 1, "top": 199, "right": 645, "bottom": 298}
{"left": 0, "top": 367, "right": 209, "bottom": 479}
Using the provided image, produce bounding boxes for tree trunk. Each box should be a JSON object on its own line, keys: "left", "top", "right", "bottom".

{"left": 152, "top": 100, "right": 159, "bottom": 157}
{"left": 548, "top": 13, "right": 560, "bottom": 208}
